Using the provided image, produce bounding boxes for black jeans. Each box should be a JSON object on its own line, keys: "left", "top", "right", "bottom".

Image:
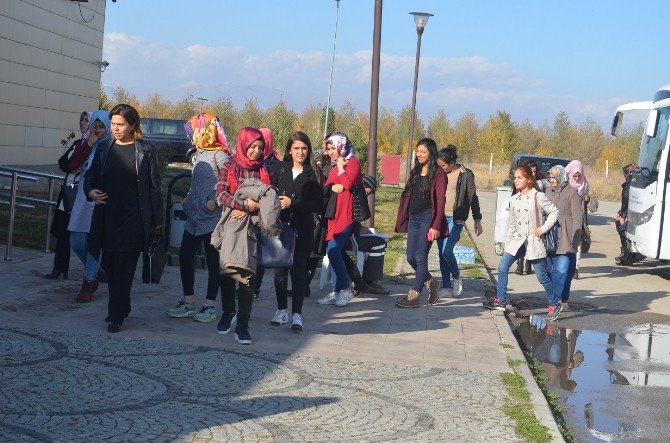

{"left": 104, "top": 250, "right": 141, "bottom": 323}
{"left": 274, "top": 228, "right": 312, "bottom": 315}
{"left": 221, "top": 275, "right": 254, "bottom": 327}
{"left": 179, "top": 230, "right": 222, "bottom": 301}
{"left": 51, "top": 209, "right": 71, "bottom": 272}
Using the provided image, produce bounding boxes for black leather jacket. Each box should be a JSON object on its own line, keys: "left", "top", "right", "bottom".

{"left": 452, "top": 165, "right": 482, "bottom": 223}
{"left": 84, "top": 138, "right": 163, "bottom": 255}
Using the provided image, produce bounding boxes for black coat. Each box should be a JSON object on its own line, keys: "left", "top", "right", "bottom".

{"left": 271, "top": 162, "right": 322, "bottom": 234}
{"left": 84, "top": 138, "right": 163, "bottom": 255}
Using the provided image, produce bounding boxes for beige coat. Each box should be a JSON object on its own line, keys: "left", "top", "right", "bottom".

{"left": 504, "top": 188, "right": 558, "bottom": 260}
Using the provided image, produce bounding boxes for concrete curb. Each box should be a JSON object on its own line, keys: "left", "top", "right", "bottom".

{"left": 466, "top": 226, "right": 566, "bottom": 443}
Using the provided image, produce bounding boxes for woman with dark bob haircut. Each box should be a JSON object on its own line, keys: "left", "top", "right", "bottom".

{"left": 85, "top": 103, "right": 163, "bottom": 333}
{"left": 270, "top": 131, "right": 322, "bottom": 331}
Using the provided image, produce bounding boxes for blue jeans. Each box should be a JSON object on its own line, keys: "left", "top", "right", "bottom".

{"left": 70, "top": 231, "right": 102, "bottom": 281}
{"left": 327, "top": 224, "right": 355, "bottom": 292}
{"left": 546, "top": 253, "right": 576, "bottom": 303}
{"left": 406, "top": 209, "right": 434, "bottom": 293}
{"left": 497, "top": 244, "right": 554, "bottom": 304}
{"left": 437, "top": 216, "right": 463, "bottom": 288}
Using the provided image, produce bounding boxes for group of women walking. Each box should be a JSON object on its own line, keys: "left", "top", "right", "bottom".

{"left": 48, "top": 104, "right": 590, "bottom": 342}
{"left": 484, "top": 160, "right": 589, "bottom": 321}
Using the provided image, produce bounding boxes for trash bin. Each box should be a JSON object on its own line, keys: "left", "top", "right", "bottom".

{"left": 494, "top": 186, "right": 513, "bottom": 256}
{"left": 169, "top": 201, "right": 187, "bottom": 248}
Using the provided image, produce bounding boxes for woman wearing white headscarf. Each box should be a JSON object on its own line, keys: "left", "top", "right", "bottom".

{"left": 565, "top": 160, "right": 590, "bottom": 276}
{"left": 316, "top": 131, "right": 362, "bottom": 307}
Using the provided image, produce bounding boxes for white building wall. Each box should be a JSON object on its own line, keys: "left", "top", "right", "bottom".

{"left": 0, "top": 0, "right": 106, "bottom": 166}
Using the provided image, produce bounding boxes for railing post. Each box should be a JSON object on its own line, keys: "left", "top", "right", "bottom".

{"left": 5, "top": 172, "right": 18, "bottom": 261}
{"left": 45, "top": 177, "right": 55, "bottom": 253}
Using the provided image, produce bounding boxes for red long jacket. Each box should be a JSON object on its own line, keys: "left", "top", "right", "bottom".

{"left": 324, "top": 157, "right": 362, "bottom": 241}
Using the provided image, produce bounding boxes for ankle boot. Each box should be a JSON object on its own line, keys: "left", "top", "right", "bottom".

{"left": 76, "top": 279, "right": 98, "bottom": 303}
{"left": 524, "top": 260, "right": 533, "bottom": 275}
{"left": 395, "top": 289, "right": 420, "bottom": 308}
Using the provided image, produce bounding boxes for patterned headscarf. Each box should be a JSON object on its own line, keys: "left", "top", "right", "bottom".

{"left": 326, "top": 131, "right": 354, "bottom": 160}
{"left": 565, "top": 160, "right": 589, "bottom": 196}
{"left": 547, "top": 165, "right": 568, "bottom": 185}
{"left": 184, "top": 113, "right": 230, "bottom": 153}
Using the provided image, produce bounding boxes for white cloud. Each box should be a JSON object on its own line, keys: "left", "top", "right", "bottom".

{"left": 102, "top": 32, "right": 621, "bottom": 128}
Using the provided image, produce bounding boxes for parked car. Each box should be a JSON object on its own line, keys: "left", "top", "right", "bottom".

{"left": 140, "top": 118, "right": 196, "bottom": 165}
{"left": 503, "top": 154, "right": 571, "bottom": 186}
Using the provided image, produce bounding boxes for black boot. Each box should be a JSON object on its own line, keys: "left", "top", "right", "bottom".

{"left": 615, "top": 247, "right": 626, "bottom": 263}
{"left": 525, "top": 260, "right": 533, "bottom": 275}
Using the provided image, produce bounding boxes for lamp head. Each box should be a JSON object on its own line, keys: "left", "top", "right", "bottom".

{"left": 99, "top": 60, "right": 109, "bottom": 72}
{"left": 410, "top": 12, "right": 434, "bottom": 32}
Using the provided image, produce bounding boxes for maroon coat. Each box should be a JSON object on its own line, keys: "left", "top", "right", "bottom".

{"left": 395, "top": 167, "right": 449, "bottom": 239}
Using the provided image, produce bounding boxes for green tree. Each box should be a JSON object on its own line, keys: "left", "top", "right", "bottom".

{"left": 98, "top": 85, "right": 110, "bottom": 110}
{"left": 265, "top": 98, "right": 297, "bottom": 149}
{"left": 209, "top": 97, "right": 237, "bottom": 141}
{"left": 142, "top": 93, "right": 172, "bottom": 118}
{"left": 452, "top": 112, "right": 479, "bottom": 162}
{"left": 477, "top": 111, "right": 518, "bottom": 164}
{"left": 427, "top": 110, "right": 454, "bottom": 148}
{"left": 239, "top": 99, "right": 263, "bottom": 129}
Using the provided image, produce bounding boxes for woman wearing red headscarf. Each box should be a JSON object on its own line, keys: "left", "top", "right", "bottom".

{"left": 215, "top": 127, "right": 271, "bottom": 345}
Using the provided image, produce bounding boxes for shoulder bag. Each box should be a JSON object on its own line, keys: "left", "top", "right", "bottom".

{"left": 258, "top": 223, "right": 296, "bottom": 269}
{"left": 534, "top": 192, "right": 559, "bottom": 255}
{"left": 59, "top": 173, "right": 79, "bottom": 213}
{"left": 352, "top": 183, "right": 371, "bottom": 222}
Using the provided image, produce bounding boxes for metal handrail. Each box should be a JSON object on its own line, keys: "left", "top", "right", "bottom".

{"left": 0, "top": 166, "right": 65, "bottom": 261}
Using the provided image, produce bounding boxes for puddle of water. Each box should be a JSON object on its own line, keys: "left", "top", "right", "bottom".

{"left": 515, "top": 317, "right": 670, "bottom": 441}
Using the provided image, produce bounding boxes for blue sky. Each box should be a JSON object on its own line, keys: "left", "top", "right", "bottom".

{"left": 102, "top": 1, "right": 668, "bottom": 129}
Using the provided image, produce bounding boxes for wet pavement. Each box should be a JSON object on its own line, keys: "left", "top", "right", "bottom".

{"left": 513, "top": 316, "right": 670, "bottom": 441}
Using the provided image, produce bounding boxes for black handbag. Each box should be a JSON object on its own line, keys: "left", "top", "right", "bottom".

{"left": 258, "top": 224, "right": 296, "bottom": 269}
{"left": 60, "top": 173, "right": 79, "bottom": 213}
{"left": 545, "top": 222, "right": 560, "bottom": 255}
{"left": 142, "top": 228, "right": 167, "bottom": 283}
{"left": 352, "top": 184, "right": 371, "bottom": 222}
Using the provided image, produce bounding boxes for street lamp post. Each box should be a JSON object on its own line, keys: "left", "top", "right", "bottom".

{"left": 366, "top": 0, "right": 383, "bottom": 227}
{"left": 323, "top": 0, "right": 341, "bottom": 140}
{"left": 405, "top": 12, "right": 433, "bottom": 181}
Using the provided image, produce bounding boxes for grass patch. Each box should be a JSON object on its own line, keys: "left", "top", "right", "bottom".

{"left": 507, "top": 358, "right": 524, "bottom": 367}
{"left": 526, "top": 354, "right": 574, "bottom": 442}
{"left": 500, "top": 343, "right": 515, "bottom": 349}
{"left": 373, "top": 187, "right": 405, "bottom": 280}
{"left": 501, "top": 372, "right": 552, "bottom": 443}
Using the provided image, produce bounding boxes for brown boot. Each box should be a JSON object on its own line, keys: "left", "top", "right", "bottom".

{"left": 395, "top": 289, "right": 420, "bottom": 308}
{"left": 76, "top": 279, "right": 98, "bottom": 303}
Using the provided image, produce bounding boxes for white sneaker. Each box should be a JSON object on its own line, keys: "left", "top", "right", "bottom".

{"left": 290, "top": 313, "right": 303, "bottom": 332}
{"left": 439, "top": 288, "right": 450, "bottom": 299}
{"left": 270, "top": 309, "right": 288, "bottom": 326}
{"left": 317, "top": 292, "right": 338, "bottom": 305}
{"left": 335, "top": 289, "right": 354, "bottom": 307}
{"left": 452, "top": 278, "right": 463, "bottom": 298}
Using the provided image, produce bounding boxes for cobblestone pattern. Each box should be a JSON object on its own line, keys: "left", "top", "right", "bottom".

{"left": 0, "top": 328, "right": 518, "bottom": 442}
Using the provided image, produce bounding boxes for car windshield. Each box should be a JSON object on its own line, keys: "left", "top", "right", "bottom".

{"left": 637, "top": 106, "right": 670, "bottom": 181}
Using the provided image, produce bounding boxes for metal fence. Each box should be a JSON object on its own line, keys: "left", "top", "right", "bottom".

{"left": 0, "top": 167, "right": 65, "bottom": 261}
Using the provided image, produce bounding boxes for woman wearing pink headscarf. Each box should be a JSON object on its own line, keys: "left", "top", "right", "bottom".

{"left": 565, "top": 160, "right": 590, "bottom": 277}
